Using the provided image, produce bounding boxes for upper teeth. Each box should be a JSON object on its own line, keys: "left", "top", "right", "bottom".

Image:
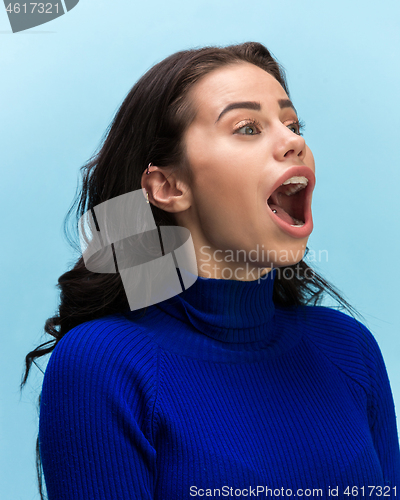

{"left": 282, "top": 176, "right": 308, "bottom": 186}
{"left": 281, "top": 176, "right": 308, "bottom": 196}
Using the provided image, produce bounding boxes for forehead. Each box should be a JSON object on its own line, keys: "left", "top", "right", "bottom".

{"left": 188, "top": 62, "right": 289, "bottom": 121}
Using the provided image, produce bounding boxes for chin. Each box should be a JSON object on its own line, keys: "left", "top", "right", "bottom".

{"left": 265, "top": 241, "right": 308, "bottom": 269}
{"left": 274, "top": 258, "right": 304, "bottom": 269}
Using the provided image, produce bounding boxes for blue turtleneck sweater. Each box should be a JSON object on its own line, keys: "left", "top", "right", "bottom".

{"left": 39, "top": 269, "right": 400, "bottom": 499}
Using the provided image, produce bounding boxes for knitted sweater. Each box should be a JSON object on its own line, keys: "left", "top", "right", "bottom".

{"left": 39, "top": 269, "right": 400, "bottom": 499}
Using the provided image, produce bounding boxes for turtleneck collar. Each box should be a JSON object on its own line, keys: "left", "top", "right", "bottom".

{"left": 153, "top": 268, "right": 277, "bottom": 343}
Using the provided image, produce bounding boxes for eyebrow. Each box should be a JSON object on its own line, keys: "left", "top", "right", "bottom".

{"left": 279, "top": 99, "right": 297, "bottom": 114}
{"left": 215, "top": 99, "right": 297, "bottom": 123}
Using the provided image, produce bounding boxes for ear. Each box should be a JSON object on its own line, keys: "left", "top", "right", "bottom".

{"left": 141, "top": 164, "right": 192, "bottom": 214}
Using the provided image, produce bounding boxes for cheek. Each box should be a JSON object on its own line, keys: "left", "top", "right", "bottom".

{"left": 186, "top": 132, "right": 247, "bottom": 190}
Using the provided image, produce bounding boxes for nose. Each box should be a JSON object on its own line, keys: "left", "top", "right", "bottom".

{"left": 273, "top": 125, "right": 306, "bottom": 162}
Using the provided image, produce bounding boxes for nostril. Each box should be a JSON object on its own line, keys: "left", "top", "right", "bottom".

{"left": 284, "top": 149, "right": 295, "bottom": 157}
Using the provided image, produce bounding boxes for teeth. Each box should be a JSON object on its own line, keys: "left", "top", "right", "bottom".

{"left": 283, "top": 184, "right": 303, "bottom": 196}
{"left": 291, "top": 216, "right": 304, "bottom": 226}
{"left": 282, "top": 176, "right": 308, "bottom": 186}
{"left": 280, "top": 176, "right": 308, "bottom": 196}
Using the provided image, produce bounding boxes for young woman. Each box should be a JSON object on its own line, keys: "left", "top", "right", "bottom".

{"left": 23, "top": 42, "right": 400, "bottom": 499}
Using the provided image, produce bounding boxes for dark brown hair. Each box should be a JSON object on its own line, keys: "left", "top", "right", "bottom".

{"left": 21, "top": 41, "right": 356, "bottom": 499}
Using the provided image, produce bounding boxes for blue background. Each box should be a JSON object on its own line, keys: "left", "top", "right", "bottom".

{"left": 1, "top": 0, "right": 399, "bottom": 497}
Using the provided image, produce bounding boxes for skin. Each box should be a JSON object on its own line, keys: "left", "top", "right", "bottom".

{"left": 141, "top": 62, "right": 316, "bottom": 281}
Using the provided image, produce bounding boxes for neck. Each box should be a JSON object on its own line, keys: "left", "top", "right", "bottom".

{"left": 154, "top": 267, "right": 277, "bottom": 343}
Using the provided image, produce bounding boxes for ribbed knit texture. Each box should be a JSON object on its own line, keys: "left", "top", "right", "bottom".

{"left": 40, "top": 269, "right": 400, "bottom": 499}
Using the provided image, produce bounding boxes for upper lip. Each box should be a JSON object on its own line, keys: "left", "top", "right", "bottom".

{"left": 267, "top": 165, "right": 316, "bottom": 201}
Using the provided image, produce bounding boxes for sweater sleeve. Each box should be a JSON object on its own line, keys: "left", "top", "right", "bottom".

{"left": 361, "top": 322, "right": 400, "bottom": 489}
{"left": 39, "top": 316, "right": 159, "bottom": 500}
{"left": 303, "top": 306, "right": 400, "bottom": 491}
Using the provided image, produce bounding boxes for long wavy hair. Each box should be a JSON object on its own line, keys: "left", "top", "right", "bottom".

{"left": 21, "top": 41, "right": 356, "bottom": 499}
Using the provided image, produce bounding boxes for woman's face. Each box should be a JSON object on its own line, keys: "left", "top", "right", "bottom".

{"left": 175, "top": 62, "right": 316, "bottom": 280}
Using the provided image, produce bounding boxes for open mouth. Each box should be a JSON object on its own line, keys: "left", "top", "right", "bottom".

{"left": 267, "top": 176, "right": 308, "bottom": 227}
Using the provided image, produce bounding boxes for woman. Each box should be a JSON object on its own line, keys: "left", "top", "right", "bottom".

{"left": 23, "top": 42, "right": 400, "bottom": 499}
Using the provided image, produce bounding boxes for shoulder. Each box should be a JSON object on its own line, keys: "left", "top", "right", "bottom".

{"left": 40, "top": 314, "right": 161, "bottom": 464}
{"left": 293, "top": 305, "right": 385, "bottom": 394}
{"left": 44, "top": 313, "right": 159, "bottom": 395}
{"left": 296, "top": 305, "right": 378, "bottom": 355}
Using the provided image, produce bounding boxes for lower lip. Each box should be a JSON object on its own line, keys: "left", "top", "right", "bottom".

{"left": 267, "top": 204, "right": 313, "bottom": 239}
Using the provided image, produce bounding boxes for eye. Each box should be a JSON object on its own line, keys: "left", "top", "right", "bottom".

{"left": 233, "top": 119, "right": 262, "bottom": 135}
{"left": 287, "top": 119, "right": 305, "bottom": 136}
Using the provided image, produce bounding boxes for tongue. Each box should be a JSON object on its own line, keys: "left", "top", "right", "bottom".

{"left": 269, "top": 203, "right": 296, "bottom": 225}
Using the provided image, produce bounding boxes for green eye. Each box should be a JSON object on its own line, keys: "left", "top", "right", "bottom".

{"left": 234, "top": 119, "right": 261, "bottom": 135}
{"left": 239, "top": 125, "right": 257, "bottom": 135}
{"left": 287, "top": 119, "right": 305, "bottom": 136}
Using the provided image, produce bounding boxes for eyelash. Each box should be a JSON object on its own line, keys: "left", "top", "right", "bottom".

{"left": 233, "top": 119, "right": 262, "bottom": 135}
{"left": 289, "top": 118, "right": 306, "bottom": 136}
{"left": 233, "top": 118, "right": 306, "bottom": 136}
